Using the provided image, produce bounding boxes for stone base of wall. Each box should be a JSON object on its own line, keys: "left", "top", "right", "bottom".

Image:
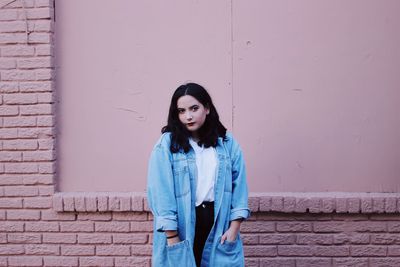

{"left": 2, "top": 192, "right": 400, "bottom": 266}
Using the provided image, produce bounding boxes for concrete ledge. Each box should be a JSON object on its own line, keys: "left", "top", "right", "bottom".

{"left": 53, "top": 192, "right": 400, "bottom": 214}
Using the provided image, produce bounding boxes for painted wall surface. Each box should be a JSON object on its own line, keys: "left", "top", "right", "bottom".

{"left": 56, "top": 0, "right": 400, "bottom": 192}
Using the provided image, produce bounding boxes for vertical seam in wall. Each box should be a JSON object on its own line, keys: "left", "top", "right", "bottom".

{"left": 230, "top": 0, "right": 235, "bottom": 133}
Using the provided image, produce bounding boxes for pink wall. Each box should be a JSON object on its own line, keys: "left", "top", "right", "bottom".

{"left": 2, "top": 1, "right": 400, "bottom": 266}
{"left": 56, "top": 0, "right": 400, "bottom": 192}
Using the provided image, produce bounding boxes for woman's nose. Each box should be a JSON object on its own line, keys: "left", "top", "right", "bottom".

{"left": 186, "top": 112, "right": 193, "bottom": 120}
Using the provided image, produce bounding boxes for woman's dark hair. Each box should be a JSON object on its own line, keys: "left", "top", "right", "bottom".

{"left": 162, "top": 83, "right": 227, "bottom": 153}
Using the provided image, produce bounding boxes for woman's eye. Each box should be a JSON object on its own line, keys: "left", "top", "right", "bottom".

{"left": 192, "top": 106, "right": 199, "bottom": 111}
{"left": 178, "top": 109, "right": 185, "bottom": 114}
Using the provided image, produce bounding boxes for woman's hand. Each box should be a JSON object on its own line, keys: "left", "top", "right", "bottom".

{"left": 165, "top": 230, "right": 181, "bottom": 246}
{"left": 220, "top": 220, "right": 242, "bottom": 244}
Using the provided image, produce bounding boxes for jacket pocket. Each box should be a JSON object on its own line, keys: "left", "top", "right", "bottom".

{"left": 166, "top": 239, "right": 196, "bottom": 267}
{"left": 214, "top": 237, "right": 244, "bottom": 267}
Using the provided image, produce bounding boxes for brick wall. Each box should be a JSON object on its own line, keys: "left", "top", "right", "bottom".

{"left": 1, "top": 1, "right": 400, "bottom": 266}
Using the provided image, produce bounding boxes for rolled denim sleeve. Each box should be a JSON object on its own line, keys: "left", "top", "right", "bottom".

{"left": 147, "top": 141, "right": 178, "bottom": 232}
{"left": 229, "top": 136, "right": 251, "bottom": 221}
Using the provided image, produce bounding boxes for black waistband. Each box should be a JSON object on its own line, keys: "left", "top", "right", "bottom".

{"left": 196, "top": 201, "right": 214, "bottom": 209}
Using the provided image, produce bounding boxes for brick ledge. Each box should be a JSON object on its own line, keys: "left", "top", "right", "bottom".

{"left": 53, "top": 192, "right": 400, "bottom": 214}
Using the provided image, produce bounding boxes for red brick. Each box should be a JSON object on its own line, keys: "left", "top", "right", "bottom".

{"left": 38, "top": 185, "right": 54, "bottom": 195}
{"left": 131, "top": 195, "right": 143, "bottom": 211}
{"left": 314, "top": 245, "right": 349, "bottom": 256}
{"left": 0, "top": 10, "right": 18, "bottom": 21}
{"left": 0, "top": 234, "right": 5, "bottom": 243}
{"left": 369, "top": 258, "right": 400, "bottom": 266}
{"left": 43, "top": 256, "right": 78, "bottom": 266}
{"left": 20, "top": 104, "right": 52, "bottom": 115}
{"left": 388, "top": 222, "right": 400, "bottom": 232}
{"left": 282, "top": 197, "right": 296, "bottom": 212}
{"left": 96, "top": 245, "right": 130, "bottom": 256}
{"left": 78, "top": 212, "right": 112, "bottom": 221}
{"left": 259, "top": 234, "right": 295, "bottom": 245}
{"left": 241, "top": 234, "right": 259, "bottom": 245}
{"left": 0, "top": 257, "right": 6, "bottom": 266}
{"left": 333, "top": 258, "right": 368, "bottom": 267}
{"left": 1, "top": 70, "right": 35, "bottom": 81}
{"left": 1, "top": 45, "right": 34, "bottom": 56}
{"left": 3, "top": 93, "right": 37, "bottom": 104}
{"left": 0, "top": 198, "right": 22, "bottom": 208}
{"left": 0, "top": 82, "right": 18, "bottom": 93}
{"left": 4, "top": 185, "right": 38, "bottom": 196}
{"left": 0, "top": 105, "right": 18, "bottom": 116}
{"left": 260, "top": 258, "right": 295, "bottom": 267}
{"left": 74, "top": 195, "right": 85, "bottom": 212}
{"left": 29, "top": 32, "right": 50, "bottom": 43}
{"left": 61, "top": 245, "right": 95, "bottom": 256}
{"left": 35, "top": 44, "right": 53, "bottom": 56}
{"left": 8, "top": 256, "right": 43, "bottom": 266}
{"left": 0, "top": 128, "right": 18, "bottom": 139}
{"left": 4, "top": 117, "right": 36, "bottom": 127}
{"left": 351, "top": 221, "right": 387, "bottom": 232}
{"left": 384, "top": 198, "right": 397, "bottom": 213}
{"left": 52, "top": 194, "right": 63, "bottom": 211}
{"left": 277, "top": 222, "right": 312, "bottom": 232}
{"left": 130, "top": 221, "right": 154, "bottom": 232}
{"left": 24, "top": 196, "right": 52, "bottom": 208}
{"left": 259, "top": 196, "right": 271, "bottom": 211}
{"left": 112, "top": 212, "right": 147, "bottom": 221}
{"left": 0, "top": 58, "right": 16, "bottom": 69}
{"left": 271, "top": 196, "right": 284, "bottom": 211}
{"left": 0, "top": 175, "right": 23, "bottom": 185}
{"left": 79, "top": 257, "right": 114, "bottom": 267}
{"left": 3, "top": 139, "right": 37, "bottom": 150}
{"left": 333, "top": 233, "right": 370, "bottom": 244}
{"left": 5, "top": 163, "right": 39, "bottom": 174}
{"left": 131, "top": 245, "right": 153, "bottom": 256}
{"left": 0, "top": 245, "right": 24, "bottom": 255}
{"left": 96, "top": 195, "right": 108, "bottom": 211}
{"left": 7, "top": 209, "right": 40, "bottom": 220}
{"left": 60, "top": 222, "right": 94, "bottom": 232}
{"left": 0, "top": 221, "right": 24, "bottom": 232}
{"left": 84, "top": 195, "right": 97, "bottom": 212}
{"left": 277, "top": 245, "right": 313, "bottom": 256}
{"left": 0, "top": 33, "right": 27, "bottom": 44}
{"left": 113, "top": 234, "right": 148, "bottom": 244}
{"left": 371, "top": 234, "right": 400, "bottom": 244}
{"left": 115, "top": 257, "right": 151, "bottom": 267}
{"left": 32, "top": 20, "right": 53, "bottom": 32}
{"left": 95, "top": 222, "right": 130, "bottom": 232}
{"left": 296, "top": 234, "right": 333, "bottom": 245}
{"left": 43, "top": 233, "right": 76, "bottom": 244}
{"left": 244, "top": 245, "right": 277, "bottom": 257}
{"left": 313, "top": 222, "right": 347, "bottom": 233}
{"left": 25, "top": 222, "right": 59, "bottom": 232}
{"left": 351, "top": 245, "right": 387, "bottom": 256}
{"left": 36, "top": 69, "right": 54, "bottom": 81}
{"left": 78, "top": 234, "right": 112, "bottom": 244}
{"left": 388, "top": 246, "right": 400, "bottom": 256}
{"left": 23, "top": 151, "right": 55, "bottom": 161}
{"left": 25, "top": 244, "right": 59, "bottom": 255}
{"left": 7, "top": 233, "right": 41, "bottom": 243}
{"left": 39, "top": 163, "right": 56, "bottom": 174}
{"left": 19, "top": 81, "right": 52, "bottom": 92}
{"left": 38, "top": 138, "right": 55, "bottom": 149}
{"left": 297, "top": 258, "right": 332, "bottom": 267}
{"left": 37, "top": 115, "right": 55, "bottom": 126}
{"left": 248, "top": 196, "right": 259, "bottom": 212}
{"left": 17, "top": 57, "right": 51, "bottom": 69}
{"left": 0, "top": 151, "right": 21, "bottom": 161}
{"left": 26, "top": 8, "right": 53, "bottom": 19}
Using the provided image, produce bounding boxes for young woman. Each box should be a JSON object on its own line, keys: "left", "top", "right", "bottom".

{"left": 147, "top": 83, "right": 250, "bottom": 266}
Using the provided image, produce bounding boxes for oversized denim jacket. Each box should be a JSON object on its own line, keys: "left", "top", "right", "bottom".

{"left": 147, "top": 132, "right": 250, "bottom": 267}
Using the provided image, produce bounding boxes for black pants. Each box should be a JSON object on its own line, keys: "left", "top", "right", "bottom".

{"left": 193, "top": 201, "right": 214, "bottom": 267}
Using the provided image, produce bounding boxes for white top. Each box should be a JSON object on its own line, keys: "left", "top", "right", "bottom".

{"left": 189, "top": 138, "right": 218, "bottom": 206}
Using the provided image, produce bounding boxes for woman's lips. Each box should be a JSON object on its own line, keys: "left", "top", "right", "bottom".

{"left": 187, "top": 122, "right": 195, "bottom": 127}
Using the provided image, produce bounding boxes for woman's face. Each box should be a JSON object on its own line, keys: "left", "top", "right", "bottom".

{"left": 177, "top": 95, "right": 209, "bottom": 136}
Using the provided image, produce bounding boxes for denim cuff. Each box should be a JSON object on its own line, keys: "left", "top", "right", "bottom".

{"left": 230, "top": 208, "right": 250, "bottom": 221}
{"left": 155, "top": 215, "right": 178, "bottom": 232}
